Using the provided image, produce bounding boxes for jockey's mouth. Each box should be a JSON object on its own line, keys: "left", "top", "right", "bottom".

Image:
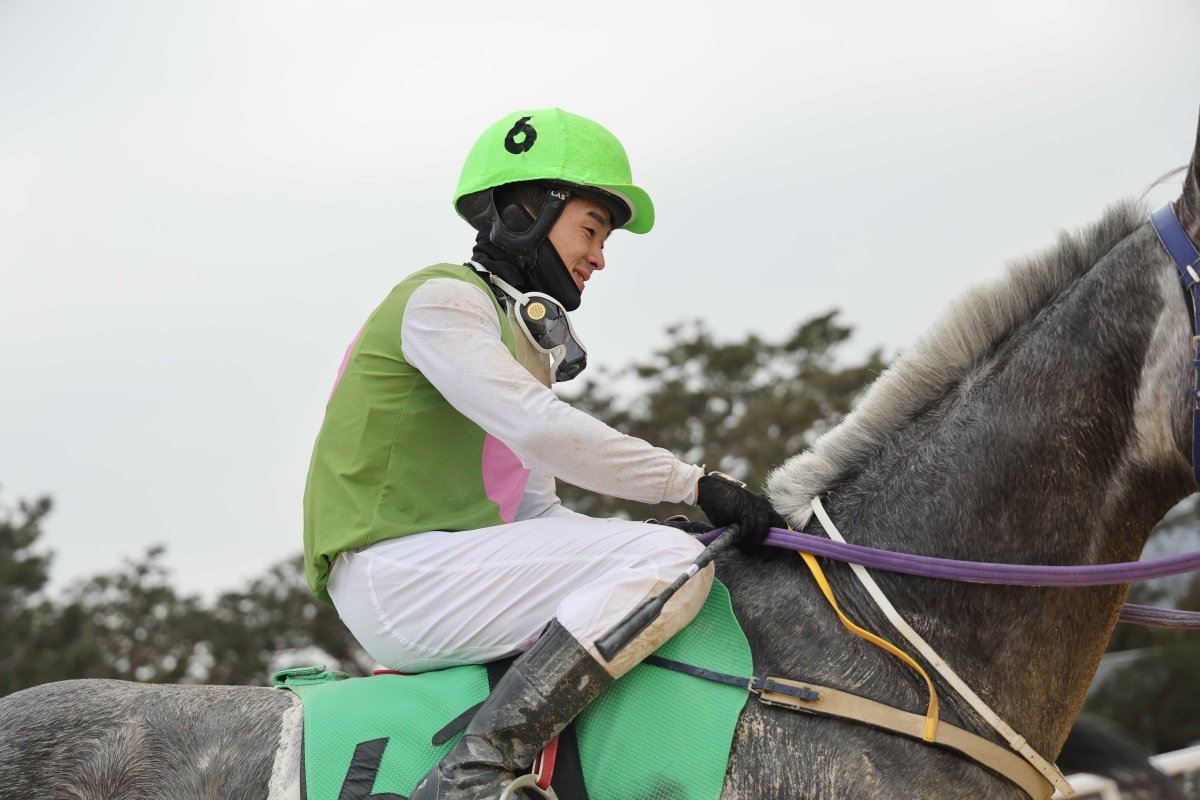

{"left": 569, "top": 264, "right": 591, "bottom": 293}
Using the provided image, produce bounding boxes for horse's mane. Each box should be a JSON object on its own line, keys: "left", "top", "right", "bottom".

{"left": 766, "top": 199, "right": 1147, "bottom": 526}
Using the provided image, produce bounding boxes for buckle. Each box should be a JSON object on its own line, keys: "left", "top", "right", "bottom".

{"left": 499, "top": 773, "right": 558, "bottom": 800}
{"left": 753, "top": 675, "right": 823, "bottom": 710}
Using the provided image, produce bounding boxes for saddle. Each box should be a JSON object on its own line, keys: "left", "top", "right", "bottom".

{"left": 276, "top": 580, "right": 752, "bottom": 800}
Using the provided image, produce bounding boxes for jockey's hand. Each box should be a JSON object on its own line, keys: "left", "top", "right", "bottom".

{"left": 696, "top": 472, "right": 787, "bottom": 558}
{"left": 647, "top": 515, "right": 715, "bottom": 535}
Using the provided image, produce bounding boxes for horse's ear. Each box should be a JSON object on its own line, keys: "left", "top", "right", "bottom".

{"left": 1181, "top": 106, "right": 1200, "bottom": 243}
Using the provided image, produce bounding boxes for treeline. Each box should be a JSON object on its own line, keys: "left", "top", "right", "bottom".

{"left": 2, "top": 312, "right": 1198, "bottom": 751}
{"left": 0, "top": 495, "right": 373, "bottom": 696}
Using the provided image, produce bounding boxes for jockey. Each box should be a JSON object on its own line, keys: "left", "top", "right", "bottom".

{"left": 302, "top": 108, "right": 782, "bottom": 800}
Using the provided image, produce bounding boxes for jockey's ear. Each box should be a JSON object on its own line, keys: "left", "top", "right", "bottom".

{"left": 1181, "top": 107, "right": 1200, "bottom": 245}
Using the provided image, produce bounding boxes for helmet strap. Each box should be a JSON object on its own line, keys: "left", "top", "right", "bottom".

{"left": 488, "top": 187, "right": 571, "bottom": 271}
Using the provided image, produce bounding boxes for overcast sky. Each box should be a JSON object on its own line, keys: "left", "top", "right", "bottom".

{"left": 2, "top": 0, "right": 1199, "bottom": 599}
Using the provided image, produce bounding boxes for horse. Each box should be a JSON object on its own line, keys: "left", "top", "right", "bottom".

{"left": 3, "top": 112, "right": 1199, "bottom": 799}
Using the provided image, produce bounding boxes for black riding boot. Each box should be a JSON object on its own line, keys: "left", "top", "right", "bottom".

{"left": 410, "top": 621, "right": 612, "bottom": 800}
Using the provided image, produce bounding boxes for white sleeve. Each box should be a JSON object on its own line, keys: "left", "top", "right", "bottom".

{"left": 400, "top": 278, "right": 701, "bottom": 505}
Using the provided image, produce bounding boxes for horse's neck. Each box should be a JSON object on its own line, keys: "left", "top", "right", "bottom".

{"left": 730, "top": 224, "right": 1194, "bottom": 762}
{"left": 845, "top": 225, "right": 1192, "bottom": 566}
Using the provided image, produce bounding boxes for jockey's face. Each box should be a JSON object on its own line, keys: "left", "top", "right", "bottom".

{"left": 548, "top": 197, "right": 611, "bottom": 297}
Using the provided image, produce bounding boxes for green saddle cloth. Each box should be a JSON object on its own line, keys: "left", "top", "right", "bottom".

{"left": 277, "top": 579, "right": 751, "bottom": 800}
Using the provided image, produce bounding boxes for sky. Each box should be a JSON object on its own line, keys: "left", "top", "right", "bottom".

{"left": 2, "top": 0, "right": 1199, "bottom": 599}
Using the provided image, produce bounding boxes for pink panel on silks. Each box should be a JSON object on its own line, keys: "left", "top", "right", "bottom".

{"left": 482, "top": 434, "right": 531, "bottom": 523}
{"left": 329, "top": 325, "right": 365, "bottom": 401}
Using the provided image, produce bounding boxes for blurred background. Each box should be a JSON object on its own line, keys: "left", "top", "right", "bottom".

{"left": 2, "top": 0, "right": 1199, "bottom": 784}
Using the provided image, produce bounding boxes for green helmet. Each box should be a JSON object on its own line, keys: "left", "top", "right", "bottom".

{"left": 454, "top": 108, "right": 655, "bottom": 235}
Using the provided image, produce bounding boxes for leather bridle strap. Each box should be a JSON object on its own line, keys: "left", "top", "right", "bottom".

{"left": 1150, "top": 202, "right": 1200, "bottom": 488}
{"left": 754, "top": 676, "right": 1054, "bottom": 800}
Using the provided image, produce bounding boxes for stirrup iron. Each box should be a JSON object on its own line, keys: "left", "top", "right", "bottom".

{"left": 498, "top": 773, "right": 558, "bottom": 800}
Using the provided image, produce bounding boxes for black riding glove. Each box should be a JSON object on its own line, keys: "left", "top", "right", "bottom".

{"left": 696, "top": 472, "right": 787, "bottom": 558}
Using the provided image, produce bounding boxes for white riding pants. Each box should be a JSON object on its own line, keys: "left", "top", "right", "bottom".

{"left": 327, "top": 516, "right": 710, "bottom": 674}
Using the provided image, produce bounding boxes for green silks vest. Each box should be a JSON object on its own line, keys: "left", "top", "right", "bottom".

{"left": 303, "top": 264, "right": 520, "bottom": 604}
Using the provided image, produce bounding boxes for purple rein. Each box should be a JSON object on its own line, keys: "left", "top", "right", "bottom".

{"left": 697, "top": 527, "right": 1200, "bottom": 629}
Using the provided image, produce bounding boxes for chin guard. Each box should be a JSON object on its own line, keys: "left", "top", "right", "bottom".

{"left": 489, "top": 188, "right": 572, "bottom": 271}
{"left": 489, "top": 273, "right": 588, "bottom": 383}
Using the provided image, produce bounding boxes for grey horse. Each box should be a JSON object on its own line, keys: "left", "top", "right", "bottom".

{"left": 3, "top": 113, "right": 1200, "bottom": 799}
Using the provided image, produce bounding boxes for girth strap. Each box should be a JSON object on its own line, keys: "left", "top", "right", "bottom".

{"left": 643, "top": 654, "right": 1053, "bottom": 799}
{"left": 642, "top": 655, "right": 757, "bottom": 690}
{"left": 754, "top": 676, "right": 1054, "bottom": 800}
{"left": 643, "top": 655, "right": 816, "bottom": 702}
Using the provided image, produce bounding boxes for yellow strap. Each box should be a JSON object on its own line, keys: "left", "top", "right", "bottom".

{"left": 798, "top": 551, "right": 940, "bottom": 741}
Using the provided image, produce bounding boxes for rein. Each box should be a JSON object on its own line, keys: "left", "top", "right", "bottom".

{"left": 697, "top": 524, "right": 1200, "bottom": 628}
